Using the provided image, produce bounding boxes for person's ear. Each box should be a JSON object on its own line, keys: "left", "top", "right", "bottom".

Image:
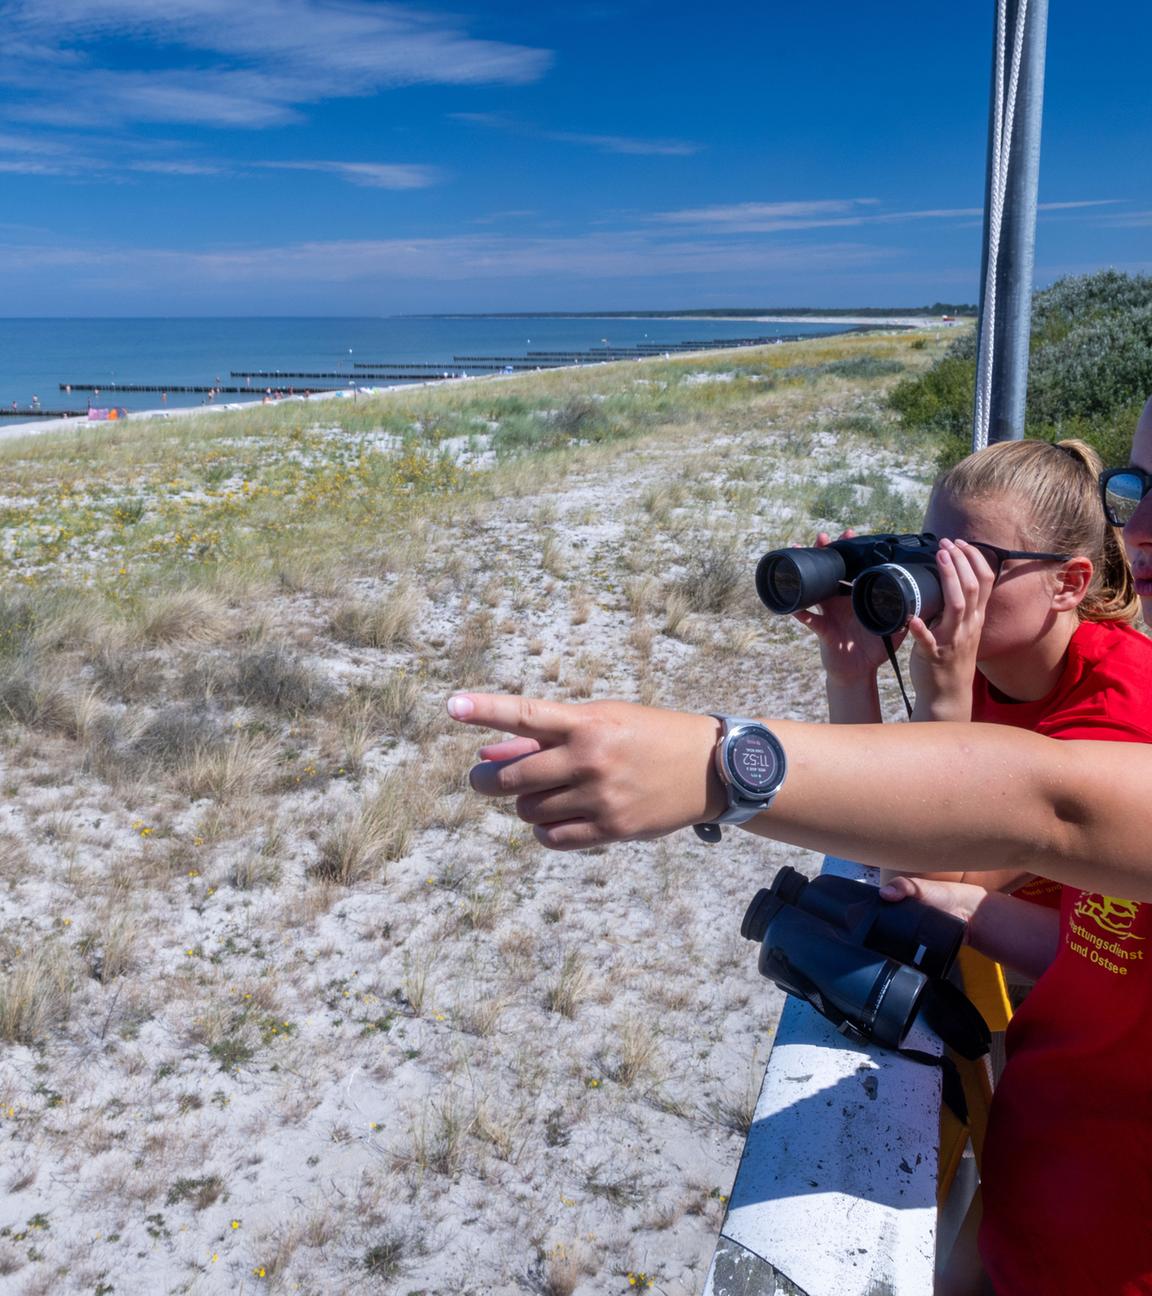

{"left": 1051, "top": 557, "right": 1093, "bottom": 610}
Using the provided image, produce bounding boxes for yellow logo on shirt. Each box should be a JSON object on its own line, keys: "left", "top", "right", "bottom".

{"left": 1066, "top": 892, "right": 1146, "bottom": 976}
{"left": 1073, "top": 893, "right": 1145, "bottom": 941}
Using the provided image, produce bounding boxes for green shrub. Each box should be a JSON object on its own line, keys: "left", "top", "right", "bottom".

{"left": 888, "top": 356, "right": 974, "bottom": 440}
{"left": 888, "top": 270, "right": 1152, "bottom": 467}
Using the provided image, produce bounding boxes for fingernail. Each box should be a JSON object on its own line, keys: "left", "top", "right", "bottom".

{"left": 938, "top": 549, "right": 951, "bottom": 565}
{"left": 879, "top": 884, "right": 900, "bottom": 899}
{"left": 447, "top": 694, "right": 474, "bottom": 719}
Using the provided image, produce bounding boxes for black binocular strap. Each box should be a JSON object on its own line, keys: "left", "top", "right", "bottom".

{"left": 900, "top": 979, "right": 993, "bottom": 1125}
{"left": 898, "top": 1048, "right": 970, "bottom": 1125}
{"left": 882, "top": 634, "right": 914, "bottom": 719}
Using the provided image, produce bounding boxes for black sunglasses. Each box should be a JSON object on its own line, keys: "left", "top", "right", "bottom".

{"left": 1099, "top": 466, "right": 1152, "bottom": 527}
{"left": 966, "top": 540, "right": 1071, "bottom": 581}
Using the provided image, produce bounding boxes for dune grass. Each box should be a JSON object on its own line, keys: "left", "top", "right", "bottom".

{"left": 0, "top": 326, "right": 955, "bottom": 1294}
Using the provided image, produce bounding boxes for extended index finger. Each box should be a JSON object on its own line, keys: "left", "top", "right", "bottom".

{"left": 446, "top": 692, "right": 578, "bottom": 742}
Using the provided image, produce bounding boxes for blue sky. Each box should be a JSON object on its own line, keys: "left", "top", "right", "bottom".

{"left": 1, "top": 1, "right": 1150, "bottom": 315}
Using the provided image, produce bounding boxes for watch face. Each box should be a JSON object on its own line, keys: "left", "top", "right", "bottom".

{"left": 727, "top": 729, "right": 785, "bottom": 798}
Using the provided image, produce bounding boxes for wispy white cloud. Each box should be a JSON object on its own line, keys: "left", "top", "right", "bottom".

{"left": 1037, "top": 200, "right": 1126, "bottom": 211}
{"left": 542, "top": 130, "right": 699, "bottom": 156}
{"left": 256, "top": 161, "right": 441, "bottom": 189}
{"left": 449, "top": 111, "right": 701, "bottom": 157}
{"left": 652, "top": 199, "right": 879, "bottom": 225}
{"left": 472, "top": 209, "right": 539, "bottom": 225}
{"left": 0, "top": 159, "right": 65, "bottom": 174}
{"left": 0, "top": 128, "right": 438, "bottom": 186}
{"left": 0, "top": 231, "right": 893, "bottom": 288}
{"left": 648, "top": 197, "right": 1125, "bottom": 234}
{"left": 127, "top": 159, "right": 226, "bottom": 176}
{"left": 1094, "top": 207, "right": 1152, "bottom": 227}
{"left": 0, "top": 1, "right": 551, "bottom": 129}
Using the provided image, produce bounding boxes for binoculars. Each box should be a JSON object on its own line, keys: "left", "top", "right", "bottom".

{"left": 756, "top": 532, "right": 946, "bottom": 636}
{"left": 742, "top": 866, "right": 987, "bottom": 1056}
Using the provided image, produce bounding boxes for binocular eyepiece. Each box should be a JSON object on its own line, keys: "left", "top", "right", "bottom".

{"left": 755, "top": 532, "right": 945, "bottom": 637}
{"left": 742, "top": 866, "right": 980, "bottom": 1053}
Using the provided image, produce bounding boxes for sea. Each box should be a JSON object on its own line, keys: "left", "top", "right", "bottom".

{"left": 0, "top": 316, "right": 853, "bottom": 425}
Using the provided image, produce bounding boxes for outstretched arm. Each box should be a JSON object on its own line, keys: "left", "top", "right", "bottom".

{"left": 450, "top": 693, "right": 1152, "bottom": 901}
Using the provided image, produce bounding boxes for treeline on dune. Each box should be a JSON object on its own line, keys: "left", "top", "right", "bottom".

{"left": 890, "top": 269, "right": 1152, "bottom": 468}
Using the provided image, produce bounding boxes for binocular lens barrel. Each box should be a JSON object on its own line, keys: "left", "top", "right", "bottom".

{"left": 756, "top": 546, "right": 847, "bottom": 614}
{"left": 741, "top": 887, "right": 780, "bottom": 943}
{"left": 753, "top": 903, "right": 928, "bottom": 1050}
{"left": 851, "top": 563, "right": 944, "bottom": 636}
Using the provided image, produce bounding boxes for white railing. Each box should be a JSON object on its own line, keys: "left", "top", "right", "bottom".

{"left": 702, "top": 858, "right": 944, "bottom": 1296}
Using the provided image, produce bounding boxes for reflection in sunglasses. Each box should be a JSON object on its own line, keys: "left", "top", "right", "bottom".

{"left": 1100, "top": 468, "right": 1152, "bottom": 527}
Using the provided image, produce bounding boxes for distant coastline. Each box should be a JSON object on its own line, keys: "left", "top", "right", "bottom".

{"left": 403, "top": 306, "right": 976, "bottom": 321}
{"left": 1, "top": 314, "right": 891, "bottom": 427}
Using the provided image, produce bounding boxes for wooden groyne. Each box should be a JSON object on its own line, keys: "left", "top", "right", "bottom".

{"left": 228, "top": 370, "right": 466, "bottom": 382}
{"left": 58, "top": 383, "right": 388, "bottom": 395}
{"left": 28, "top": 332, "right": 816, "bottom": 419}
{"left": 348, "top": 362, "right": 529, "bottom": 373}
{"left": 1, "top": 407, "right": 86, "bottom": 419}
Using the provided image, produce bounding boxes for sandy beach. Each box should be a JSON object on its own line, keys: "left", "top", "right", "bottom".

{"left": 0, "top": 330, "right": 944, "bottom": 1294}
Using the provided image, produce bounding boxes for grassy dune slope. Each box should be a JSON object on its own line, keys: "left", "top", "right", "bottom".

{"left": 0, "top": 329, "right": 953, "bottom": 1295}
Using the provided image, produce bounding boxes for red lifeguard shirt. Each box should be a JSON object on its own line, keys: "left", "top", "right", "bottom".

{"left": 973, "top": 619, "right": 1152, "bottom": 909}
{"left": 972, "top": 619, "right": 1152, "bottom": 1294}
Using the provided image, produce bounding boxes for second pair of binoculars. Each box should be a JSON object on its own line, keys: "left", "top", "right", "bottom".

{"left": 757, "top": 531, "right": 949, "bottom": 637}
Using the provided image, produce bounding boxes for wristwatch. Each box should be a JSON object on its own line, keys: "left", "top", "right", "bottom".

{"left": 694, "top": 715, "right": 787, "bottom": 844}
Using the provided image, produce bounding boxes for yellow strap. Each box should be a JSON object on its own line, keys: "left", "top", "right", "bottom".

{"left": 957, "top": 947, "right": 1013, "bottom": 1032}
{"left": 938, "top": 951, "right": 1013, "bottom": 1200}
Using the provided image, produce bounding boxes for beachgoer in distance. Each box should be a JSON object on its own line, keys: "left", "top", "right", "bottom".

{"left": 447, "top": 400, "right": 1152, "bottom": 1296}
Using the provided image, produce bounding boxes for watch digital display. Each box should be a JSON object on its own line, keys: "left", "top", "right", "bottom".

{"left": 728, "top": 730, "right": 784, "bottom": 796}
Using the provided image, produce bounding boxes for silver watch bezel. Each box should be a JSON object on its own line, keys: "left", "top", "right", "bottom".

{"left": 717, "top": 719, "right": 788, "bottom": 806}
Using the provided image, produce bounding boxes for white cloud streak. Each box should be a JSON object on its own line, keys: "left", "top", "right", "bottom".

{"left": 0, "top": 232, "right": 893, "bottom": 288}
{"left": 255, "top": 161, "right": 440, "bottom": 189}
{"left": 449, "top": 112, "right": 701, "bottom": 157}
{"left": 0, "top": 0, "right": 551, "bottom": 128}
{"left": 648, "top": 197, "right": 1125, "bottom": 234}
{"left": 0, "top": 129, "right": 440, "bottom": 187}
{"left": 539, "top": 130, "right": 699, "bottom": 156}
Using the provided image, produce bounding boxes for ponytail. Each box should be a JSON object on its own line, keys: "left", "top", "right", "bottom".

{"left": 1053, "top": 440, "right": 1139, "bottom": 623}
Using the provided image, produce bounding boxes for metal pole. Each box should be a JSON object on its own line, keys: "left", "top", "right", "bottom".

{"left": 973, "top": 0, "right": 1049, "bottom": 445}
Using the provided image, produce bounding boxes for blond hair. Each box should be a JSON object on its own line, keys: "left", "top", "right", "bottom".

{"left": 932, "top": 438, "right": 1138, "bottom": 624}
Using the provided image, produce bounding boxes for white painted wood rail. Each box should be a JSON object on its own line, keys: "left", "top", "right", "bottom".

{"left": 702, "top": 857, "right": 943, "bottom": 1296}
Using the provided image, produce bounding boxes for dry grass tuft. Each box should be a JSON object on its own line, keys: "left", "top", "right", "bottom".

{"left": 81, "top": 909, "right": 141, "bottom": 983}
{"left": 330, "top": 583, "right": 421, "bottom": 649}
{"left": 455, "top": 985, "right": 510, "bottom": 1037}
{"left": 661, "top": 589, "right": 693, "bottom": 640}
{"left": 0, "top": 660, "right": 75, "bottom": 734}
{"left": 451, "top": 610, "right": 495, "bottom": 684}
{"left": 311, "top": 771, "right": 414, "bottom": 883}
{"left": 133, "top": 590, "right": 231, "bottom": 646}
{"left": 178, "top": 733, "right": 277, "bottom": 803}
{"left": 233, "top": 645, "right": 332, "bottom": 713}
{"left": 533, "top": 1241, "right": 598, "bottom": 1296}
{"left": 0, "top": 943, "right": 76, "bottom": 1043}
{"left": 607, "top": 1014, "right": 662, "bottom": 1087}
{"left": 395, "top": 1091, "right": 475, "bottom": 1179}
{"left": 543, "top": 951, "right": 590, "bottom": 1019}
{"left": 673, "top": 547, "right": 748, "bottom": 615}
{"left": 230, "top": 824, "right": 284, "bottom": 889}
